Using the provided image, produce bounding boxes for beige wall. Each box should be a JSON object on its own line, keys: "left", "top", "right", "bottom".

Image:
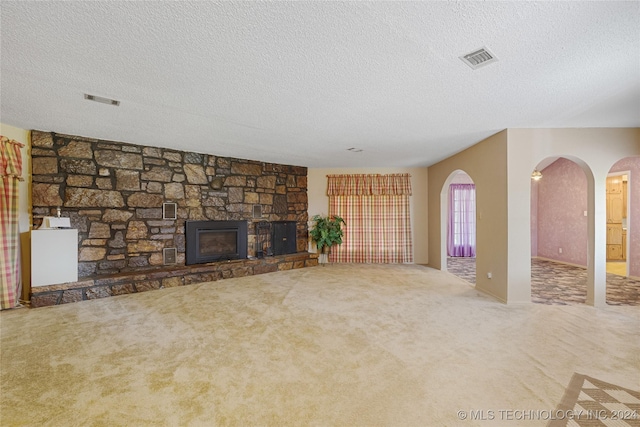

{"left": 308, "top": 167, "right": 429, "bottom": 264}
{"left": 428, "top": 130, "right": 509, "bottom": 302}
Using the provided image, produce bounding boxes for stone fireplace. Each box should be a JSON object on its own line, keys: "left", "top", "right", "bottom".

{"left": 185, "top": 220, "right": 248, "bottom": 265}
{"left": 28, "top": 131, "right": 316, "bottom": 307}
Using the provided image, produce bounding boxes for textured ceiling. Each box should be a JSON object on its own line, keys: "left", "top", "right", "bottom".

{"left": 1, "top": 1, "right": 639, "bottom": 167}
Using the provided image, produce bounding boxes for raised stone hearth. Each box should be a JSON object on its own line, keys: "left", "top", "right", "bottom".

{"left": 31, "top": 252, "right": 318, "bottom": 307}
{"left": 29, "top": 131, "right": 311, "bottom": 306}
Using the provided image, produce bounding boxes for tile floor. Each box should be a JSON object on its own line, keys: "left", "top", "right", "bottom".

{"left": 446, "top": 257, "right": 640, "bottom": 306}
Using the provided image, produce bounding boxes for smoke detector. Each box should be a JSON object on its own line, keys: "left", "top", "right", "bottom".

{"left": 459, "top": 47, "right": 498, "bottom": 70}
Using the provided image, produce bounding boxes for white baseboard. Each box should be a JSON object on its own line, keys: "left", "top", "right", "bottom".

{"left": 473, "top": 285, "right": 508, "bottom": 304}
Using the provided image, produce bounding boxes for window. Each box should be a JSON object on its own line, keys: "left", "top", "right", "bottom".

{"left": 448, "top": 184, "right": 476, "bottom": 257}
{"left": 327, "top": 174, "right": 413, "bottom": 263}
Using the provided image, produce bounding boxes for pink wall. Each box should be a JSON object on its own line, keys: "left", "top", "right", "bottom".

{"left": 536, "top": 158, "right": 588, "bottom": 266}
{"left": 610, "top": 156, "right": 640, "bottom": 278}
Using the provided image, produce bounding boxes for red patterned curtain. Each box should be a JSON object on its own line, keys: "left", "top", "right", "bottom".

{"left": 327, "top": 174, "right": 413, "bottom": 264}
{"left": 1, "top": 136, "right": 24, "bottom": 310}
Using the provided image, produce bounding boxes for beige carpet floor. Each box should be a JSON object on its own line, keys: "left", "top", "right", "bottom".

{"left": 1, "top": 264, "right": 638, "bottom": 426}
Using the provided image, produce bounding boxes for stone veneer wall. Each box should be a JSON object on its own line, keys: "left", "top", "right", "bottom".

{"left": 30, "top": 131, "right": 308, "bottom": 278}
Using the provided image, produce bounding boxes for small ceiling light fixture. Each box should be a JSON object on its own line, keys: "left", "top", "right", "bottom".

{"left": 459, "top": 46, "right": 498, "bottom": 70}
{"left": 531, "top": 169, "right": 543, "bottom": 181}
{"left": 347, "top": 147, "right": 363, "bottom": 153}
{"left": 84, "top": 93, "right": 120, "bottom": 106}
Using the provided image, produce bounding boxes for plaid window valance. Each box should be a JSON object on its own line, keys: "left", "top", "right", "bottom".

{"left": 327, "top": 174, "right": 412, "bottom": 196}
{"left": 0, "top": 136, "right": 24, "bottom": 181}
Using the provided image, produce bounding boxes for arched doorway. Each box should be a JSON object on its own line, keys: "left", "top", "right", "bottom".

{"left": 442, "top": 170, "right": 476, "bottom": 284}
{"left": 530, "top": 157, "right": 589, "bottom": 304}
{"left": 605, "top": 172, "right": 628, "bottom": 275}
{"left": 605, "top": 156, "right": 639, "bottom": 305}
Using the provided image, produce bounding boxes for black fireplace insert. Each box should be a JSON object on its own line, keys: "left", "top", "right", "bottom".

{"left": 185, "top": 220, "right": 248, "bottom": 265}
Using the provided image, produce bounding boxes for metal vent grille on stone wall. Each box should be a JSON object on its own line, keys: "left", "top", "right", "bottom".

{"left": 163, "top": 248, "right": 177, "bottom": 265}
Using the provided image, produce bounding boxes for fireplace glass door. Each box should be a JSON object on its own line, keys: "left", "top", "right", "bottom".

{"left": 185, "top": 220, "right": 248, "bottom": 265}
{"left": 198, "top": 230, "right": 237, "bottom": 258}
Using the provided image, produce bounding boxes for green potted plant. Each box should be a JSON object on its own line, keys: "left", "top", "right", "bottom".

{"left": 309, "top": 214, "right": 345, "bottom": 264}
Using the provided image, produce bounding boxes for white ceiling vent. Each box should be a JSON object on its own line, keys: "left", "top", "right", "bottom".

{"left": 459, "top": 47, "right": 498, "bottom": 70}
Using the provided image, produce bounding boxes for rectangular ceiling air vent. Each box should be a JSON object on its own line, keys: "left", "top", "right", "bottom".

{"left": 459, "top": 47, "right": 498, "bottom": 70}
{"left": 84, "top": 93, "right": 120, "bottom": 106}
